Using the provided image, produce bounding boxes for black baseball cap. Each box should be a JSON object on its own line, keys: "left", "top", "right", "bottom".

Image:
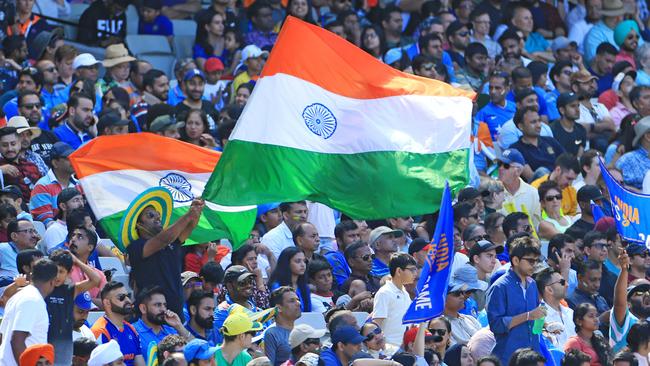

{"left": 97, "top": 112, "right": 129, "bottom": 134}
{"left": 468, "top": 239, "right": 504, "bottom": 259}
{"left": 408, "top": 238, "right": 430, "bottom": 255}
{"left": 50, "top": 142, "right": 74, "bottom": 159}
{"left": 223, "top": 265, "right": 255, "bottom": 284}
{"left": 576, "top": 185, "right": 604, "bottom": 203}
{"left": 556, "top": 92, "right": 579, "bottom": 109}
{"left": 0, "top": 185, "right": 22, "bottom": 199}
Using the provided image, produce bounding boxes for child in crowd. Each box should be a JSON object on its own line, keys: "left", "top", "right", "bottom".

{"left": 202, "top": 58, "right": 228, "bottom": 110}
{"left": 0, "top": 184, "right": 32, "bottom": 221}
{"left": 138, "top": 0, "right": 174, "bottom": 38}
{"left": 0, "top": 203, "right": 17, "bottom": 242}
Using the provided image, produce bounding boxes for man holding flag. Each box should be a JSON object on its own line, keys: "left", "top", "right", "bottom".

{"left": 486, "top": 236, "right": 546, "bottom": 365}
{"left": 127, "top": 197, "right": 205, "bottom": 322}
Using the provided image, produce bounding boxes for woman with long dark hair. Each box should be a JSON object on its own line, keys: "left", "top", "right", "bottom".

{"left": 360, "top": 25, "right": 387, "bottom": 60}
{"left": 268, "top": 247, "right": 311, "bottom": 312}
{"left": 565, "top": 303, "right": 610, "bottom": 366}
{"left": 194, "top": 10, "right": 228, "bottom": 71}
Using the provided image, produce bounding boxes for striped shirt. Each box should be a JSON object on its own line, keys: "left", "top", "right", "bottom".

{"left": 29, "top": 169, "right": 77, "bottom": 226}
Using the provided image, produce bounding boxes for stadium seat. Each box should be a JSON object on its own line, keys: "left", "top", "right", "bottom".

{"left": 33, "top": 221, "right": 46, "bottom": 238}
{"left": 139, "top": 54, "right": 175, "bottom": 78}
{"left": 172, "top": 36, "right": 195, "bottom": 60}
{"left": 295, "top": 312, "right": 327, "bottom": 330}
{"left": 126, "top": 35, "right": 172, "bottom": 56}
{"left": 171, "top": 19, "right": 197, "bottom": 36}
{"left": 126, "top": 5, "right": 139, "bottom": 35}
{"left": 86, "top": 311, "right": 105, "bottom": 326}
{"left": 98, "top": 257, "right": 126, "bottom": 276}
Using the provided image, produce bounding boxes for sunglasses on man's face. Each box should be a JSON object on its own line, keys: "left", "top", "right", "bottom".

{"left": 116, "top": 293, "right": 131, "bottom": 301}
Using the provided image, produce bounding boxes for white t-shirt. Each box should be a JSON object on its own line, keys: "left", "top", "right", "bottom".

{"left": 576, "top": 99, "right": 611, "bottom": 125}
{"left": 261, "top": 222, "right": 294, "bottom": 261}
{"left": 373, "top": 281, "right": 412, "bottom": 346}
{"left": 72, "top": 325, "right": 96, "bottom": 342}
{"left": 43, "top": 220, "right": 68, "bottom": 253}
{"left": 0, "top": 285, "right": 49, "bottom": 366}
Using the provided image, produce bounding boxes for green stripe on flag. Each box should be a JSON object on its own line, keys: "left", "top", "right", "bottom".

{"left": 204, "top": 140, "right": 470, "bottom": 219}
{"left": 99, "top": 206, "right": 256, "bottom": 251}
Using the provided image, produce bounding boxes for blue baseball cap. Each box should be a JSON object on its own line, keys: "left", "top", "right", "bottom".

{"left": 51, "top": 141, "right": 75, "bottom": 159}
{"left": 183, "top": 68, "right": 205, "bottom": 82}
{"left": 496, "top": 148, "right": 526, "bottom": 166}
{"left": 74, "top": 291, "right": 93, "bottom": 310}
{"left": 257, "top": 203, "right": 280, "bottom": 218}
{"left": 184, "top": 339, "right": 218, "bottom": 361}
{"left": 331, "top": 325, "right": 366, "bottom": 345}
{"left": 384, "top": 48, "right": 402, "bottom": 65}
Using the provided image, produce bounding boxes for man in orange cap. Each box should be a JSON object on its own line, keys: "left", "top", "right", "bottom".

{"left": 19, "top": 344, "right": 54, "bottom": 366}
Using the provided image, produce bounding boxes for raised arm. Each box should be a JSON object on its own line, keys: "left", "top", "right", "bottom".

{"left": 613, "top": 251, "right": 630, "bottom": 326}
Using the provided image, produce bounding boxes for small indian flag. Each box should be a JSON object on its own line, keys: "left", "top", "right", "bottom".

{"left": 204, "top": 16, "right": 475, "bottom": 222}
{"left": 69, "top": 133, "right": 256, "bottom": 252}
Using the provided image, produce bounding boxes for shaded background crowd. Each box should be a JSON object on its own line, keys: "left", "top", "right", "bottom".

{"left": 3, "top": 0, "right": 650, "bottom": 365}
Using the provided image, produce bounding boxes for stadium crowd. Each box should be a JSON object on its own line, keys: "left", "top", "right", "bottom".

{"left": 3, "top": 0, "right": 650, "bottom": 365}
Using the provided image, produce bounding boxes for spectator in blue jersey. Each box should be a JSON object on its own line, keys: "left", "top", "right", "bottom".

{"left": 53, "top": 93, "right": 95, "bottom": 150}
{"left": 214, "top": 265, "right": 264, "bottom": 344}
{"left": 138, "top": 0, "right": 173, "bottom": 38}
{"left": 132, "top": 286, "right": 190, "bottom": 364}
{"left": 510, "top": 106, "right": 565, "bottom": 175}
{"left": 475, "top": 71, "right": 516, "bottom": 141}
{"left": 588, "top": 42, "right": 616, "bottom": 94}
{"left": 264, "top": 286, "right": 302, "bottom": 365}
{"left": 487, "top": 235, "right": 545, "bottom": 366}
{"left": 369, "top": 226, "right": 402, "bottom": 279}
{"left": 546, "top": 61, "right": 575, "bottom": 123}
{"left": 506, "top": 66, "right": 550, "bottom": 121}
{"left": 610, "top": 251, "right": 650, "bottom": 353}
{"left": 91, "top": 281, "right": 145, "bottom": 366}
{"left": 184, "top": 290, "right": 218, "bottom": 346}
{"left": 498, "top": 88, "right": 555, "bottom": 150}
{"left": 325, "top": 220, "right": 359, "bottom": 289}
{"left": 269, "top": 247, "right": 312, "bottom": 312}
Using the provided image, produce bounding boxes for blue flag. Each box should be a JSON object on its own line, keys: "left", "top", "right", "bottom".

{"left": 591, "top": 200, "right": 605, "bottom": 223}
{"left": 599, "top": 159, "right": 650, "bottom": 246}
{"left": 402, "top": 182, "right": 454, "bottom": 325}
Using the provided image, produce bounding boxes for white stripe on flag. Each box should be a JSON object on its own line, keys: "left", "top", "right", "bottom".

{"left": 234, "top": 73, "right": 472, "bottom": 155}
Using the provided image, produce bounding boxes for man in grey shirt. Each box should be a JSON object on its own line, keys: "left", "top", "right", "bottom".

{"left": 264, "top": 286, "right": 302, "bottom": 366}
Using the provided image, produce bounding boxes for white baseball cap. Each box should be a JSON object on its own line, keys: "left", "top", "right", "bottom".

{"left": 241, "top": 45, "right": 269, "bottom": 62}
{"left": 73, "top": 53, "right": 101, "bottom": 70}
{"left": 289, "top": 324, "right": 326, "bottom": 349}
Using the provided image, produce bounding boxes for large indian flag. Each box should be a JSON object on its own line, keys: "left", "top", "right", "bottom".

{"left": 69, "top": 133, "right": 256, "bottom": 252}
{"left": 204, "top": 16, "right": 475, "bottom": 221}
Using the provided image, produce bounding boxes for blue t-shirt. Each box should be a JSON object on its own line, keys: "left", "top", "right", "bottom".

{"left": 475, "top": 101, "right": 517, "bottom": 140}
{"left": 139, "top": 15, "right": 174, "bottom": 36}
{"left": 92, "top": 316, "right": 142, "bottom": 366}
{"left": 132, "top": 319, "right": 178, "bottom": 363}
{"left": 370, "top": 258, "right": 390, "bottom": 278}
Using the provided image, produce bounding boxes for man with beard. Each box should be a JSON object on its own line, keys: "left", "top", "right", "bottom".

{"left": 17, "top": 91, "right": 60, "bottom": 164}
{"left": 0, "top": 127, "right": 41, "bottom": 201}
{"left": 53, "top": 93, "right": 96, "bottom": 150}
{"left": 173, "top": 70, "right": 217, "bottom": 132}
{"left": 141, "top": 69, "right": 169, "bottom": 106}
{"left": 498, "top": 29, "right": 531, "bottom": 71}
{"left": 214, "top": 265, "right": 264, "bottom": 344}
{"left": 133, "top": 286, "right": 190, "bottom": 364}
{"left": 7, "top": 116, "right": 47, "bottom": 176}
{"left": 610, "top": 251, "right": 650, "bottom": 353}
{"left": 571, "top": 70, "right": 616, "bottom": 152}
{"left": 91, "top": 281, "right": 146, "bottom": 366}
{"left": 127, "top": 198, "right": 204, "bottom": 322}
{"left": 185, "top": 290, "right": 218, "bottom": 346}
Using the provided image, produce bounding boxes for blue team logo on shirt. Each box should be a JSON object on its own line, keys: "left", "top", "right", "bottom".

{"left": 159, "top": 173, "right": 194, "bottom": 203}
{"left": 302, "top": 103, "right": 337, "bottom": 139}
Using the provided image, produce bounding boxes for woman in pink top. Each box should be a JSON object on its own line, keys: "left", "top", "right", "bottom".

{"left": 69, "top": 227, "right": 107, "bottom": 304}
{"left": 564, "top": 303, "right": 610, "bottom": 366}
